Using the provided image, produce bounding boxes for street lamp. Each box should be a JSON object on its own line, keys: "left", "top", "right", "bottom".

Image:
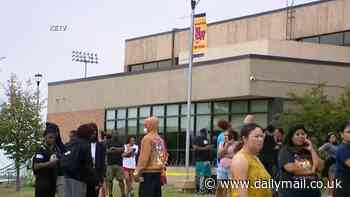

{"left": 185, "top": 0, "right": 201, "bottom": 180}
{"left": 72, "top": 51, "right": 98, "bottom": 78}
{"left": 34, "top": 73, "right": 42, "bottom": 137}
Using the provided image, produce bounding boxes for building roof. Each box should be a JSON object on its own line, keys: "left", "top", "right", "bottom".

{"left": 125, "top": 0, "right": 335, "bottom": 42}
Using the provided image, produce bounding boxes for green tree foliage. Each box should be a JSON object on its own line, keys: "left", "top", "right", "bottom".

{"left": 0, "top": 74, "right": 43, "bottom": 191}
{"left": 274, "top": 84, "right": 341, "bottom": 146}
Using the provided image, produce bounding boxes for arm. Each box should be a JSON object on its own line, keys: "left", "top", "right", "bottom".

{"left": 305, "top": 139, "right": 323, "bottom": 172}
{"left": 218, "top": 143, "right": 227, "bottom": 158}
{"left": 345, "top": 159, "right": 350, "bottom": 168}
{"left": 231, "top": 154, "right": 248, "bottom": 197}
{"left": 33, "top": 161, "right": 56, "bottom": 170}
{"left": 135, "top": 137, "right": 152, "bottom": 174}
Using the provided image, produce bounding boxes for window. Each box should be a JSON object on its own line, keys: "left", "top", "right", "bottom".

{"left": 117, "top": 109, "right": 126, "bottom": 120}
{"left": 106, "top": 121, "right": 115, "bottom": 131}
{"left": 250, "top": 100, "right": 268, "bottom": 113}
{"left": 166, "top": 117, "right": 179, "bottom": 150}
{"left": 158, "top": 60, "right": 172, "bottom": 68}
{"left": 130, "top": 64, "right": 143, "bottom": 72}
{"left": 143, "top": 62, "right": 158, "bottom": 70}
{"left": 231, "top": 101, "right": 248, "bottom": 113}
{"left": 181, "top": 104, "right": 194, "bottom": 115}
{"left": 167, "top": 104, "right": 179, "bottom": 116}
{"left": 253, "top": 114, "right": 268, "bottom": 128}
{"left": 197, "top": 103, "right": 210, "bottom": 114}
{"left": 127, "top": 119, "right": 137, "bottom": 136}
{"left": 302, "top": 37, "right": 319, "bottom": 44}
{"left": 214, "top": 102, "right": 229, "bottom": 114}
{"left": 196, "top": 115, "right": 210, "bottom": 131}
{"left": 139, "top": 107, "right": 151, "bottom": 118}
{"left": 345, "top": 32, "right": 350, "bottom": 46}
{"left": 128, "top": 108, "right": 137, "bottom": 118}
{"left": 231, "top": 114, "right": 246, "bottom": 131}
{"left": 320, "top": 33, "right": 343, "bottom": 46}
{"left": 153, "top": 105, "right": 164, "bottom": 117}
{"left": 106, "top": 110, "right": 115, "bottom": 120}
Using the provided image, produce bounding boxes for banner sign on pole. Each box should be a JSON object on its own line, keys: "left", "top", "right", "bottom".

{"left": 193, "top": 13, "right": 207, "bottom": 57}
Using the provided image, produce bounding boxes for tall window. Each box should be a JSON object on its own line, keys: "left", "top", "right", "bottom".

{"left": 116, "top": 109, "right": 127, "bottom": 142}
{"left": 106, "top": 110, "right": 116, "bottom": 132}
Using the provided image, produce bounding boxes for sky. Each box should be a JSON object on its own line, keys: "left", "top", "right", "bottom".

{"left": 0, "top": 0, "right": 317, "bottom": 167}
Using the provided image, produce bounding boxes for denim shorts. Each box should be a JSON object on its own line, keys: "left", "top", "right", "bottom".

{"left": 216, "top": 166, "right": 231, "bottom": 180}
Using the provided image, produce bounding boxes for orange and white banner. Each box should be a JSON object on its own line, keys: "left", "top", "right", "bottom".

{"left": 193, "top": 13, "right": 207, "bottom": 56}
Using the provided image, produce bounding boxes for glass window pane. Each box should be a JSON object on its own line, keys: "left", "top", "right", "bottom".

{"left": 117, "top": 109, "right": 126, "bottom": 119}
{"left": 106, "top": 110, "right": 115, "bottom": 120}
{"left": 196, "top": 115, "right": 210, "bottom": 134}
{"left": 158, "top": 60, "right": 172, "bottom": 68}
{"left": 213, "top": 115, "right": 229, "bottom": 131}
{"left": 181, "top": 104, "right": 194, "bottom": 115}
{"left": 130, "top": 64, "right": 143, "bottom": 72}
{"left": 250, "top": 100, "right": 268, "bottom": 113}
{"left": 166, "top": 117, "right": 178, "bottom": 150}
{"left": 117, "top": 120, "right": 126, "bottom": 129}
{"left": 139, "top": 118, "right": 146, "bottom": 135}
{"left": 283, "top": 100, "right": 298, "bottom": 112}
{"left": 302, "top": 37, "right": 319, "bottom": 44}
{"left": 180, "top": 116, "right": 194, "bottom": 135}
{"left": 320, "top": 33, "right": 343, "bottom": 46}
{"left": 231, "top": 101, "right": 248, "bottom": 113}
{"left": 153, "top": 105, "right": 164, "bottom": 117}
{"left": 128, "top": 108, "right": 137, "bottom": 118}
{"left": 143, "top": 62, "right": 158, "bottom": 70}
{"left": 139, "top": 107, "right": 151, "bottom": 118}
{"left": 345, "top": 32, "right": 350, "bottom": 46}
{"left": 254, "top": 114, "right": 268, "bottom": 128}
{"left": 214, "top": 102, "right": 229, "bottom": 114}
{"left": 197, "top": 103, "right": 210, "bottom": 114}
{"left": 231, "top": 114, "right": 246, "bottom": 131}
{"left": 106, "top": 121, "right": 115, "bottom": 131}
{"left": 167, "top": 104, "right": 179, "bottom": 116}
{"left": 127, "top": 119, "right": 137, "bottom": 135}
{"left": 158, "top": 118, "right": 164, "bottom": 134}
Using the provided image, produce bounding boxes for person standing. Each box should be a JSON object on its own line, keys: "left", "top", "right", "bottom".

{"left": 278, "top": 124, "right": 323, "bottom": 197}
{"left": 335, "top": 122, "right": 350, "bottom": 197}
{"left": 32, "top": 129, "right": 59, "bottom": 197}
{"left": 216, "top": 129, "right": 238, "bottom": 197}
{"left": 86, "top": 123, "right": 106, "bottom": 197}
{"left": 192, "top": 128, "right": 212, "bottom": 194}
{"left": 122, "top": 136, "right": 139, "bottom": 197}
{"left": 105, "top": 132, "right": 126, "bottom": 197}
{"left": 259, "top": 125, "right": 278, "bottom": 176}
{"left": 134, "top": 116, "right": 167, "bottom": 197}
{"left": 63, "top": 124, "right": 98, "bottom": 197}
{"left": 231, "top": 123, "right": 272, "bottom": 197}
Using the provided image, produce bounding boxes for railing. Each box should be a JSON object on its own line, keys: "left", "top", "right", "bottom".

{"left": 0, "top": 163, "right": 27, "bottom": 183}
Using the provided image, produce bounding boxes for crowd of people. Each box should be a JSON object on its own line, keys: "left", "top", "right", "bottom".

{"left": 192, "top": 116, "right": 350, "bottom": 197}
{"left": 31, "top": 114, "right": 350, "bottom": 197}
{"left": 32, "top": 116, "right": 167, "bottom": 197}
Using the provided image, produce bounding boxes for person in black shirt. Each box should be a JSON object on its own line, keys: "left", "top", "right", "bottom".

{"left": 33, "top": 129, "right": 59, "bottom": 197}
{"left": 106, "top": 132, "right": 125, "bottom": 197}
{"left": 192, "top": 128, "right": 212, "bottom": 194}
{"left": 335, "top": 122, "right": 350, "bottom": 197}
{"left": 86, "top": 123, "right": 106, "bottom": 197}
{"left": 259, "top": 125, "right": 277, "bottom": 176}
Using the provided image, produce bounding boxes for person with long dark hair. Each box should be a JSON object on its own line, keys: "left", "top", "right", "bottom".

{"left": 33, "top": 129, "right": 59, "bottom": 197}
{"left": 334, "top": 122, "right": 350, "bottom": 197}
{"left": 278, "top": 124, "right": 323, "bottom": 197}
{"left": 231, "top": 123, "right": 272, "bottom": 197}
{"left": 45, "top": 122, "right": 66, "bottom": 197}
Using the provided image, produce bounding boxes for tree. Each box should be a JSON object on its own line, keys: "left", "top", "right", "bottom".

{"left": 273, "top": 84, "right": 339, "bottom": 146}
{"left": 0, "top": 74, "right": 43, "bottom": 192}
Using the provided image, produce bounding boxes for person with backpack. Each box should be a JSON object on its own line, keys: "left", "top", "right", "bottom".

{"left": 32, "top": 128, "right": 59, "bottom": 197}
{"left": 62, "top": 124, "right": 98, "bottom": 197}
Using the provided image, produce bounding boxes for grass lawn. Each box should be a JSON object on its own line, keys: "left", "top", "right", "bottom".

{"left": 0, "top": 184, "right": 213, "bottom": 197}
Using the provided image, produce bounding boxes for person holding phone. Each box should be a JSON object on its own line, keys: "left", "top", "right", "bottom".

{"left": 278, "top": 124, "right": 323, "bottom": 197}
{"left": 122, "top": 136, "right": 139, "bottom": 197}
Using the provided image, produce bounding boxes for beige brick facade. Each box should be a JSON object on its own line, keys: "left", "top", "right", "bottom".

{"left": 47, "top": 109, "right": 104, "bottom": 143}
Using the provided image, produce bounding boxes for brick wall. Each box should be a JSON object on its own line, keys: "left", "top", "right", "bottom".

{"left": 47, "top": 109, "right": 104, "bottom": 143}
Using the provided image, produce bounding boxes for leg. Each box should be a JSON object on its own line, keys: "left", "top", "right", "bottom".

{"left": 124, "top": 170, "right": 131, "bottom": 194}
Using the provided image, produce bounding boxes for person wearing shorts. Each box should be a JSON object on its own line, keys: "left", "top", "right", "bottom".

{"left": 106, "top": 133, "right": 125, "bottom": 197}
{"left": 122, "top": 136, "right": 139, "bottom": 197}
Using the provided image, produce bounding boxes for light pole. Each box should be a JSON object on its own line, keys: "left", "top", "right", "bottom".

{"left": 185, "top": 0, "right": 200, "bottom": 180}
{"left": 72, "top": 51, "right": 98, "bottom": 78}
{"left": 34, "top": 73, "right": 42, "bottom": 137}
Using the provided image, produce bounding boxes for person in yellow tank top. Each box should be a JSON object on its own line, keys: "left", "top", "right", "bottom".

{"left": 231, "top": 123, "right": 272, "bottom": 197}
